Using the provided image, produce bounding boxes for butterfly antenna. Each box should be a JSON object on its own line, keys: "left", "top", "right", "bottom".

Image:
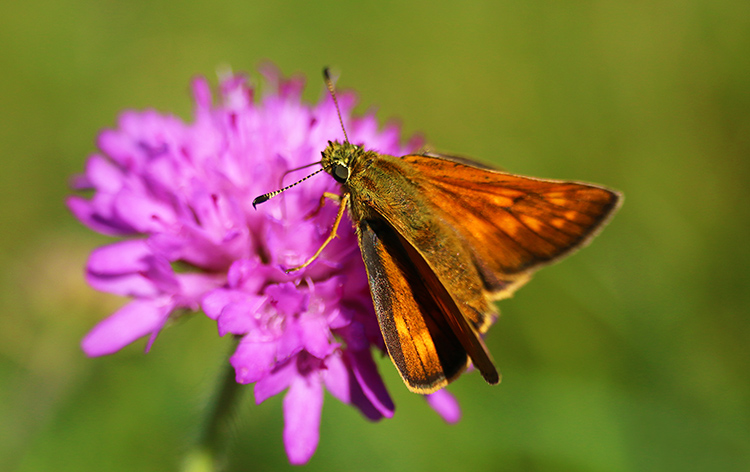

{"left": 279, "top": 160, "right": 326, "bottom": 186}
{"left": 254, "top": 69, "right": 346, "bottom": 210}
{"left": 252, "top": 165, "right": 325, "bottom": 209}
{"left": 323, "top": 67, "right": 350, "bottom": 143}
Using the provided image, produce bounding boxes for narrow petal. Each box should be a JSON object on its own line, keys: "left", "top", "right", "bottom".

{"left": 86, "top": 240, "right": 175, "bottom": 297}
{"left": 81, "top": 298, "right": 171, "bottom": 356}
{"left": 77, "top": 154, "right": 123, "bottom": 192}
{"left": 275, "top": 320, "right": 303, "bottom": 361}
{"left": 172, "top": 273, "right": 225, "bottom": 306}
{"left": 349, "top": 349, "right": 394, "bottom": 418}
{"left": 298, "top": 312, "right": 335, "bottom": 359}
{"left": 323, "top": 352, "right": 385, "bottom": 421}
{"left": 230, "top": 340, "right": 277, "bottom": 384}
{"left": 283, "top": 374, "right": 323, "bottom": 465}
{"left": 147, "top": 232, "right": 185, "bottom": 260}
{"left": 226, "top": 258, "right": 266, "bottom": 292}
{"left": 191, "top": 76, "right": 213, "bottom": 113}
{"left": 425, "top": 389, "right": 461, "bottom": 424}
{"left": 216, "top": 298, "right": 265, "bottom": 336}
{"left": 254, "top": 359, "right": 295, "bottom": 404}
{"left": 112, "top": 189, "right": 175, "bottom": 233}
{"left": 96, "top": 129, "right": 136, "bottom": 167}
{"left": 87, "top": 240, "right": 151, "bottom": 273}
{"left": 201, "top": 288, "right": 253, "bottom": 320}
{"left": 67, "top": 195, "right": 136, "bottom": 236}
{"left": 321, "top": 351, "right": 349, "bottom": 403}
{"left": 265, "top": 282, "right": 308, "bottom": 316}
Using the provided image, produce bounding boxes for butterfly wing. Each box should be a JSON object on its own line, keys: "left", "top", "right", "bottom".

{"left": 402, "top": 153, "right": 622, "bottom": 298}
{"left": 344, "top": 150, "right": 619, "bottom": 392}
{"left": 356, "top": 216, "right": 499, "bottom": 394}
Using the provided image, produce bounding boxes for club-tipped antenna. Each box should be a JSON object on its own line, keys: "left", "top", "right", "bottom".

{"left": 252, "top": 164, "right": 325, "bottom": 209}
{"left": 323, "top": 67, "right": 349, "bottom": 144}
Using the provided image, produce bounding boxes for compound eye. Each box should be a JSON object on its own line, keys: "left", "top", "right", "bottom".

{"left": 332, "top": 163, "right": 350, "bottom": 183}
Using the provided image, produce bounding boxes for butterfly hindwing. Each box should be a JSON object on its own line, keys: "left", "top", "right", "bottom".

{"left": 357, "top": 216, "right": 498, "bottom": 394}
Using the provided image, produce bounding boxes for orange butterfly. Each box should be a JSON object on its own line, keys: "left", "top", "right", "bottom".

{"left": 254, "top": 70, "right": 621, "bottom": 393}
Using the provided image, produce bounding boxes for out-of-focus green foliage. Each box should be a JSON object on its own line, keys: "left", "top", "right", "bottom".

{"left": 1, "top": 1, "right": 748, "bottom": 471}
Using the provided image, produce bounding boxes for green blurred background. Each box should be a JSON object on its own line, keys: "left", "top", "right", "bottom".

{"left": 2, "top": 1, "right": 748, "bottom": 471}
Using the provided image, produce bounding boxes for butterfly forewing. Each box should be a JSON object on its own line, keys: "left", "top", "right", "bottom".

{"left": 401, "top": 154, "right": 621, "bottom": 286}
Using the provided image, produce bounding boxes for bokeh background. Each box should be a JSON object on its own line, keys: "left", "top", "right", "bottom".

{"left": 2, "top": 1, "right": 748, "bottom": 471}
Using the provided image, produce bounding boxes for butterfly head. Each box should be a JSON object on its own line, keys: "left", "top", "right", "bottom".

{"left": 321, "top": 140, "right": 365, "bottom": 184}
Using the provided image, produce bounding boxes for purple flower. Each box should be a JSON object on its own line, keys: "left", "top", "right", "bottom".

{"left": 68, "top": 65, "right": 460, "bottom": 464}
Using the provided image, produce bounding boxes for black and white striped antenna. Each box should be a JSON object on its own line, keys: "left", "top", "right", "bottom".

{"left": 252, "top": 67, "right": 348, "bottom": 209}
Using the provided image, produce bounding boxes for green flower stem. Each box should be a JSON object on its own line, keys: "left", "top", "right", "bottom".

{"left": 182, "top": 338, "right": 243, "bottom": 472}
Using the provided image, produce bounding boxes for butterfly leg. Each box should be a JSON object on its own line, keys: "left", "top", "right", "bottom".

{"left": 305, "top": 192, "right": 342, "bottom": 219}
{"left": 286, "top": 193, "right": 350, "bottom": 273}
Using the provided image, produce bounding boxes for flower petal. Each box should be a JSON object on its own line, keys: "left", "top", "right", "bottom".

{"left": 323, "top": 351, "right": 385, "bottom": 421}
{"left": 86, "top": 241, "right": 170, "bottom": 297}
{"left": 66, "top": 194, "right": 136, "bottom": 236}
{"left": 112, "top": 188, "right": 175, "bottom": 233}
{"left": 201, "top": 288, "right": 249, "bottom": 320}
{"left": 254, "top": 359, "right": 295, "bottom": 404}
{"left": 265, "top": 282, "right": 308, "bottom": 317}
{"left": 298, "top": 312, "right": 335, "bottom": 359}
{"left": 283, "top": 374, "right": 323, "bottom": 465}
{"left": 425, "top": 389, "right": 461, "bottom": 424}
{"left": 81, "top": 298, "right": 171, "bottom": 356}
{"left": 349, "top": 349, "right": 394, "bottom": 418}
{"left": 231, "top": 339, "right": 277, "bottom": 384}
{"left": 216, "top": 297, "right": 265, "bottom": 336}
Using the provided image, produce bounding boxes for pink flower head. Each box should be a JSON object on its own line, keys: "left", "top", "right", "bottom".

{"left": 68, "top": 65, "right": 460, "bottom": 463}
